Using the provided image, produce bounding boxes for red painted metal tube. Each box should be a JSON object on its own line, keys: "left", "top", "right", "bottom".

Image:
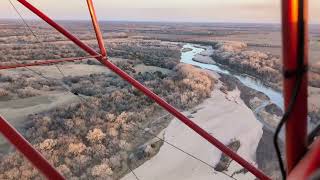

{"left": 99, "top": 58, "right": 269, "bottom": 180}
{"left": 0, "top": 116, "right": 65, "bottom": 180}
{"left": 0, "top": 55, "right": 100, "bottom": 70}
{"left": 17, "top": 0, "right": 270, "bottom": 179}
{"left": 282, "top": 0, "right": 308, "bottom": 172}
{"left": 86, "top": 0, "right": 107, "bottom": 57}
{"left": 287, "top": 139, "right": 320, "bottom": 180}
{"left": 18, "top": 1, "right": 98, "bottom": 57}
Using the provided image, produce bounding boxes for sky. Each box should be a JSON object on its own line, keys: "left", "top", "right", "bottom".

{"left": 0, "top": 0, "right": 319, "bottom": 23}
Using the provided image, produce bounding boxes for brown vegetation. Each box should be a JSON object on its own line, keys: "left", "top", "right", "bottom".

{"left": 0, "top": 33, "right": 180, "bottom": 71}
{"left": 211, "top": 41, "right": 320, "bottom": 91}
{"left": 0, "top": 73, "right": 61, "bottom": 100}
{"left": 214, "top": 139, "right": 240, "bottom": 172}
{"left": 1, "top": 20, "right": 319, "bottom": 180}
{"left": 0, "top": 22, "right": 215, "bottom": 178}
{"left": 0, "top": 63, "right": 215, "bottom": 179}
{"left": 212, "top": 41, "right": 282, "bottom": 90}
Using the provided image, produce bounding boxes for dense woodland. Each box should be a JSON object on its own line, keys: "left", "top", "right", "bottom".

{"left": 0, "top": 20, "right": 319, "bottom": 179}
{"left": 211, "top": 41, "right": 320, "bottom": 91}
{"left": 0, "top": 22, "right": 215, "bottom": 179}
{"left": 0, "top": 39, "right": 215, "bottom": 179}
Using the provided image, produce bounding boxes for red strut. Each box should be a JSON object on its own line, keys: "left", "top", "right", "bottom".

{"left": 16, "top": 0, "right": 270, "bottom": 179}
{"left": 0, "top": 116, "right": 64, "bottom": 180}
{"left": 86, "top": 0, "right": 107, "bottom": 57}
{"left": 282, "top": 0, "right": 308, "bottom": 173}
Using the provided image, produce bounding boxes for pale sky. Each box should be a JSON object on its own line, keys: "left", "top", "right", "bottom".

{"left": 1, "top": 0, "right": 319, "bottom": 23}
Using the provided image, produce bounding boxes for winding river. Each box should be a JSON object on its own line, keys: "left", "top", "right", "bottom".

{"left": 181, "top": 44, "right": 284, "bottom": 110}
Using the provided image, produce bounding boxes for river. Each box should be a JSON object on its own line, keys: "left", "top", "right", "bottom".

{"left": 181, "top": 43, "right": 319, "bottom": 138}
{"left": 122, "top": 43, "right": 268, "bottom": 180}
{"left": 181, "top": 43, "right": 284, "bottom": 110}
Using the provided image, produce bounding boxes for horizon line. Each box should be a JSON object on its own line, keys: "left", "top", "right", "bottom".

{"left": 0, "top": 18, "right": 282, "bottom": 25}
{"left": 1, "top": 18, "right": 320, "bottom": 25}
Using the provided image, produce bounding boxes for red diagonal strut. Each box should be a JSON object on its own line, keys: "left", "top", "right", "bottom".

{"left": 15, "top": 0, "right": 270, "bottom": 179}
{"left": 282, "top": 0, "right": 308, "bottom": 173}
{"left": 0, "top": 116, "right": 64, "bottom": 180}
{"left": 86, "top": 0, "right": 107, "bottom": 57}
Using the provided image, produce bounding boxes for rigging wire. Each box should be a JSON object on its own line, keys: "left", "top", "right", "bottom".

{"left": 273, "top": 77, "right": 303, "bottom": 179}
{"left": 62, "top": 88, "right": 238, "bottom": 180}
{"left": 6, "top": 1, "right": 141, "bottom": 179}
{"left": 273, "top": 0, "right": 306, "bottom": 179}
{"left": 8, "top": 0, "right": 68, "bottom": 79}
{"left": 8, "top": 0, "right": 94, "bottom": 84}
{"left": 7, "top": 1, "right": 242, "bottom": 180}
{"left": 81, "top": 100, "right": 237, "bottom": 180}
{"left": 127, "top": 166, "right": 141, "bottom": 180}
{"left": 129, "top": 121, "right": 238, "bottom": 180}
{"left": 7, "top": 4, "right": 139, "bottom": 180}
{"left": 7, "top": 0, "right": 92, "bottom": 102}
{"left": 8, "top": 0, "right": 39, "bottom": 43}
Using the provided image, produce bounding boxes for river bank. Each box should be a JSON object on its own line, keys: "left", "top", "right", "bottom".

{"left": 192, "top": 41, "right": 320, "bottom": 130}
{"left": 0, "top": 41, "right": 219, "bottom": 179}
{"left": 0, "top": 42, "right": 282, "bottom": 179}
{"left": 121, "top": 43, "right": 285, "bottom": 180}
{"left": 189, "top": 44, "right": 285, "bottom": 179}
{"left": 182, "top": 44, "right": 283, "bottom": 109}
{"left": 218, "top": 73, "right": 283, "bottom": 179}
{"left": 182, "top": 44, "right": 283, "bottom": 129}
{"left": 122, "top": 72, "right": 263, "bottom": 180}
{"left": 189, "top": 43, "right": 286, "bottom": 177}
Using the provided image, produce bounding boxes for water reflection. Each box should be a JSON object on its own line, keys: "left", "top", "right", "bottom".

{"left": 181, "top": 44, "right": 284, "bottom": 110}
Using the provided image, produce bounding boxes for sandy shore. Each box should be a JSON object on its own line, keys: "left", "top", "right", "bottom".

{"left": 122, "top": 77, "right": 263, "bottom": 180}
{"left": 193, "top": 46, "right": 216, "bottom": 65}
{"left": 256, "top": 127, "right": 283, "bottom": 180}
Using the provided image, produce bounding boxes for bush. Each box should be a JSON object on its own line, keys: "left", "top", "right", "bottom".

{"left": 0, "top": 88, "right": 10, "bottom": 98}
{"left": 0, "top": 62, "right": 216, "bottom": 179}
{"left": 86, "top": 129, "right": 106, "bottom": 143}
{"left": 16, "top": 87, "right": 39, "bottom": 98}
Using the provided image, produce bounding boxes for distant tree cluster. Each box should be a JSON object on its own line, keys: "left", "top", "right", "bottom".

{"left": 0, "top": 22, "right": 215, "bottom": 179}
{"left": 211, "top": 41, "right": 282, "bottom": 89}
{"left": 0, "top": 63, "right": 215, "bottom": 179}
{"left": 0, "top": 32, "right": 180, "bottom": 72}
{"left": 106, "top": 39, "right": 181, "bottom": 69}
{"left": 211, "top": 41, "right": 320, "bottom": 89}
{"left": 0, "top": 72, "right": 61, "bottom": 100}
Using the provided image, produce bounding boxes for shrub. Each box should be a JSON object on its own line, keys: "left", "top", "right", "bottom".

{"left": 86, "top": 128, "right": 106, "bottom": 143}
{"left": 91, "top": 163, "right": 113, "bottom": 178}
{"left": 0, "top": 62, "right": 216, "bottom": 179}
{"left": 16, "top": 87, "right": 39, "bottom": 98}
{"left": 0, "top": 88, "right": 10, "bottom": 98}
{"left": 68, "top": 143, "right": 86, "bottom": 156}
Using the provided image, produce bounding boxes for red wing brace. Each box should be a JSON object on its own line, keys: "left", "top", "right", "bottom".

{"left": 0, "top": 116, "right": 64, "bottom": 180}
{"left": 0, "top": 0, "right": 271, "bottom": 179}
{"left": 86, "top": 0, "right": 107, "bottom": 57}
